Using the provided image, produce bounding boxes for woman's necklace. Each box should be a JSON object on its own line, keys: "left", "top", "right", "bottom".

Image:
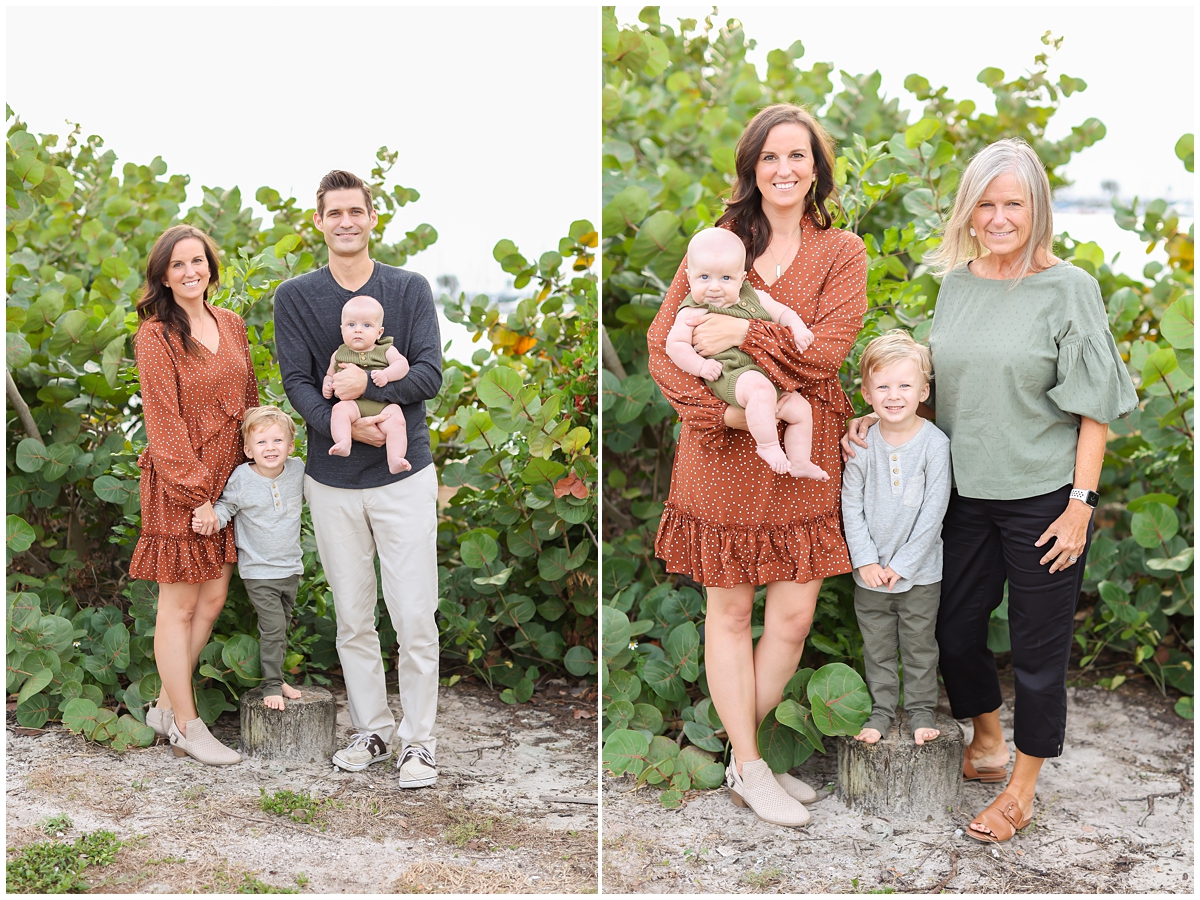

{"left": 766, "top": 228, "right": 802, "bottom": 280}
{"left": 189, "top": 312, "right": 209, "bottom": 349}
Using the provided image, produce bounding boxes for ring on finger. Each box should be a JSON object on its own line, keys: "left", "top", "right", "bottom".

{"left": 1068, "top": 555, "right": 1079, "bottom": 562}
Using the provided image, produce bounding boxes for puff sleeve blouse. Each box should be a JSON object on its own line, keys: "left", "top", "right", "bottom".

{"left": 928, "top": 261, "right": 1138, "bottom": 500}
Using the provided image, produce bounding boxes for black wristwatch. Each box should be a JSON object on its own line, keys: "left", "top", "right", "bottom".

{"left": 1069, "top": 488, "right": 1099, "bottom": 508}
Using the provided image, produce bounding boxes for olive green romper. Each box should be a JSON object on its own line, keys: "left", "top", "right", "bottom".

{"left": 679, "top": 281, "right": 780, "bottom": 408}
{"left": 333, "top": 336, "right": 395, "bottom": 417}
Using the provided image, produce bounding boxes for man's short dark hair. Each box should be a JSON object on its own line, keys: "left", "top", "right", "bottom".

{"left": 316, "top": 170, "right": 373, "bottom": 217}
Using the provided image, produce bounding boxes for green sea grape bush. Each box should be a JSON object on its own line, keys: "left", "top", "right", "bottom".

{"left": 6, "top": 107, "right": 598, "bottom": 746}
{"left": 429, "top": 222, "right": 600, "bottom": 701}
{"left": 600, "top": 8, "right": 1193, "bottom": 805}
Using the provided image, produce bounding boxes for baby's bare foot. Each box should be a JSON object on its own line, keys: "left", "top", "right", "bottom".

{"left": 914, "top": 728, "right": 940, "bottom": 745}
{"left": 388, "top": 458, "right": 412, "bottom": 475}
{"left": 855, "top": 727, "right": 882, "bottom": 744}
{"left": 329, "top": 440, "right": 352, "bottom": 457}
{"left": 756, "top": 442, "right": 791, "bottom": 475}
{"left": 788, "top": 459, "right": 830, "bottom": 481}
{"left": 281, "top": 683, "right": 302, "bottom": 700}
{"left": 263, "top": 694, "right": 285, "bottom": 710}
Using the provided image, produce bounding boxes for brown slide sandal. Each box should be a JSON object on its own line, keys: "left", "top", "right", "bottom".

{"left": 963, "top": 753, "right": 1007, "bottom": 783}
{"left": 966, "top": 791, "right": 1033, "bottom": 842}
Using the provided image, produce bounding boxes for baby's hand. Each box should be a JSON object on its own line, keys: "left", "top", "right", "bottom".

{"left": 792, "top": 324, "right": 815, "bottom": 353}
{"left": 859, "top": 563, "right": 886, "bottom": 589}
{"left": 370, "top": 369, "right": 389, "bottom": 387}
{"left": 698, "top": 359, "right": 723, "bottom": 381}
{"left": 322, "top": 375, "right": 334, "bottom": 399}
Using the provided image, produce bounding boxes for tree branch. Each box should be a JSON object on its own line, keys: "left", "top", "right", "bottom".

{"left": 6, "top": 370, "right": 42, "bottom": 443}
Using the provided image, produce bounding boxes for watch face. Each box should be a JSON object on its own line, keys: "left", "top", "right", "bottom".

{"left": 1087, "top": 490, "right": 1100, "bottom": 507}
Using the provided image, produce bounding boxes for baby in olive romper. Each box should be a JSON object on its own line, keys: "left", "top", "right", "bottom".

{"left": 666, "top": 227, "right": 828, "bottom": 479}
{"left": 324, "top": 294, "right": 411, "bottom": 474}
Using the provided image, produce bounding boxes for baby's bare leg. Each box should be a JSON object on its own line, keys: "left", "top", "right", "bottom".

{"left": 379, "top": 404, "right": 410, "bottom": 474}
{"left": 329, "top": 400, "right": 361, "bottom": 456}
{"left": 778, "top": 392, "right": 829, "bottom": 481}
{"left": 734, "top": 372, "right": 789, "bottom": 475}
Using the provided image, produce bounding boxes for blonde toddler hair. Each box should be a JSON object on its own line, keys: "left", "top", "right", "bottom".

{"left": 859, "top": 330, "right": 933, "bottom": 386}
{"left": 241, "top": 405, "right": 296, "bottom": 443}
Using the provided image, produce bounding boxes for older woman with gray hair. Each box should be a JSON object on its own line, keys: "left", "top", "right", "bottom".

{"left": 843, "top": 138, "right": 1137, "bottom": 842}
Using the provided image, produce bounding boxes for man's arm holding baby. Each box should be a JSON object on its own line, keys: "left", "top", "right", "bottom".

{"left": 756, "top": 292, "right": 814, "bottom": 352}
{"left": 371, "top": 345, "right": 410, "bottom": 387}
{"left": 666, "top": 309, "right": 723, "bottom": 381}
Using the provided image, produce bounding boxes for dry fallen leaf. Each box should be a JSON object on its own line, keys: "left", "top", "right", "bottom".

{"left": 572, "top": 708, "right": 594, "bottom": 719}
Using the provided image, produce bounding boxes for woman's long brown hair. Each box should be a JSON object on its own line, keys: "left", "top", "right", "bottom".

{"left": 135, "top": 225, "right": 222, "bottom": 357}
{"left": 716, "top": 104, "right": 840, "bottom": 266}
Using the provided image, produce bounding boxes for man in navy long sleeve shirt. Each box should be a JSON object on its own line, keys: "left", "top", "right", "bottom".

{"left": 274, "top": 170, "right": 442, "bottom": 788}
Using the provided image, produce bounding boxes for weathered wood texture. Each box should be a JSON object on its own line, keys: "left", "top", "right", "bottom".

{"left": 836, "top": 710, "right": 964, "bottom": 823}
{"left": 239, "top": 686, "right": 336, "bottom": 762}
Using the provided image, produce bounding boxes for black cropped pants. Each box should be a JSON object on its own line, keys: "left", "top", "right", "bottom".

{"left": 935, "top": 485, "right": 1092, "bottom": 758}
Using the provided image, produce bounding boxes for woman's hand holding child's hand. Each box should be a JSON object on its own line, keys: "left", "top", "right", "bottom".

{"left": 859, "top": 563, "right": 901, "bottom": 591}
{"left": 191, "top": 502, "right": 219, "bottom": 537}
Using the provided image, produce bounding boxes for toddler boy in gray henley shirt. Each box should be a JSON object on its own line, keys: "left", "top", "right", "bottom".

{"left": 209, "top": 407, "right": 306, "bottom": 708}
{"left": 842, "top": 331, "right": 951, "bottom": 744}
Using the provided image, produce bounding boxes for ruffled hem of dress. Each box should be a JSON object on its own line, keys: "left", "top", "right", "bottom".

{"left": 129, "top": 530, "right": 237, "bottom": 584}
{"left": 654, "top": 505, "right": 852, "bottom": 589}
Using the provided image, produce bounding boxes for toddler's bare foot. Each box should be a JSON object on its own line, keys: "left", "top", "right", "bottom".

{"left": 914, "top": 727, "right": 940, "bottom": 745}
{"left": 788, "top": 459, "right": 830, "bottom": 481}
{"left": 756, "top": 442, "right": 791, "bottom": 475}
{"left": 263, "top": 694, "right": 285, "bottom": 710}
{"left": 281, "top": 683, "right": 302, "bottom": 700}
{"left": 855, "top": 727, "right": 882, "bottom": 744}
{"left": 388, "top": 458, "right": 412, "bottom": 475}
{"left": 329, "top": 440, "right": 351, "bottom": 457}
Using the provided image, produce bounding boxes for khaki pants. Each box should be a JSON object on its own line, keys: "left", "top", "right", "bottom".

{"left": 305, "top": 466, "right": 439, "bottom": 753}
{"left": 854, "top": 581, "right": 941, "bottom": 736}
{"left": 243, "top": 574, "right": 299, "bottom": 697}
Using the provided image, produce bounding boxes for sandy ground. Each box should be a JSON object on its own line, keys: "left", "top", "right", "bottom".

{"left": 603, "top": 675, "right": 1193, "bottom": 894}
{"left": 6, "top": 679, "right": 598, "bottom": 893}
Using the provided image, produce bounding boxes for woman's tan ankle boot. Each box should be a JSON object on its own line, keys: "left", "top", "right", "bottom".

{"left": 774, "top": 770, "right": 819, "bottom": 804}
{"left": 726, "top": 754, "right": 810, "bottom": 827}
{"left": 168, "top": 717, "right": 241, "bottom": 765}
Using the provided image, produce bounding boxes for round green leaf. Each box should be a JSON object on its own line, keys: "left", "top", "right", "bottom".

{"left": 16, "top": 693, "right": 51, "bottom": 728}
{"left": 477, "top": 366, "right": 524, "bottom": 408}
{"left": 807, "top": 662, "right": 873, "bottom": 736}
{"left": 7, "top": 332, "right": 32, "bottom": 368}
{"left": 221, "top": 633, "right": 262, "bottom": 683}
{"left": 1131, "top": 502, "right": 1180, "bottom": 548}
{"left": 602, "top": 606, "right": 631, "bottom": 661}
{"left": 6, "top": 516, "right": 36, "bottom": 554}
{"left": 460, "top": 532, "right": 499, "bottom": 568}
{"left": 61, "top": 697, "right": 101, "bottom": 734}
{"left": 643, "top": 658, "right": 686, "bottom": 702}
{"left": 564, "top": 645, "right": 596, "bottom": 676}
{"left": 15, "top": 438, "right": 49, "bottom": 473}
{"left": 1160, "top": 295, "right": 1194, "bottom": 350}
{"left": 602, "top": 728, "right": 649, "bottom": 776}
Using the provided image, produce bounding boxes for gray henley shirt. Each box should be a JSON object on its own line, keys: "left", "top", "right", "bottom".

{"left": 213, "top": 457, "right": 305, "bottom": 580}
{"left": 841, "top": 420, "right": 952, "bottom": 592}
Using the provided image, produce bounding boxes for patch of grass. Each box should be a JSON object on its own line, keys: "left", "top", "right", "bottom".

{"left": 6, "top": 830, "right": 122, "bottom": 893}
{"left": 741, "top": 867, "right": 783, "bottom": 888}
{"left": 38, "top": 813, "right": 73, "bottom": 836}
{"left": 181, "top": 784, "right": 208, "bottom": 803}
{"left": 442, "top": 817, "right": 494, "bottom": 847}
{"left": 294, "top": 872, "right": 309, "bottom": 887}
{"left": 258, "top": 789, "right": 330, "bottom": 827}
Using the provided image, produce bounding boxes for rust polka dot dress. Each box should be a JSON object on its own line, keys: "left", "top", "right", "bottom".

{"left": 129, "top": 304, "right": 258, "bottom": 585}
{"left": 649, "top": 215, "right": 868, "bottom": 588}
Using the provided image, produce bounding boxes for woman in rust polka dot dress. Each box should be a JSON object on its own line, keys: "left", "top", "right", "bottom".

{"left": 648, "top": 105, "right": 867, "bottom": 826}
{"left": 129, "top": 225, "right": 258, "bottom": 765}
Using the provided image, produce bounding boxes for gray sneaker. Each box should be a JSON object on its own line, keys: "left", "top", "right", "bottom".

{"left": 331, "top": 733, "right": 391, "bottom": 772}
{"left": 396, "top": 745, "right": 437, "bottom": 788}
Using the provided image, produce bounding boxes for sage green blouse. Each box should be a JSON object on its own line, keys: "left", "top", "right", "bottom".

{"left": 928, "top": 261, "right": 1138, "bottom": 500}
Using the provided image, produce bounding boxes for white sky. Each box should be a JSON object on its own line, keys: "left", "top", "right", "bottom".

{"left": 616, "top": 4, "right": 1195, "bottom": 202}
{"left": 6, "top": 5, "right": 601, "bottom": 298}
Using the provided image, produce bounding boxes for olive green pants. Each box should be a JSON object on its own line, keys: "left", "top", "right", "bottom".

{"left": 854, "top": 581, "right": 941, "bottom": 736}
{"left": 243, "top": 574, "right": 299, "bottom": 697}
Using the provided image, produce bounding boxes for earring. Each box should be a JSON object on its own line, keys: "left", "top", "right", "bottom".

{"left": 969, "top": 227, "right": 976, "bottom": 237}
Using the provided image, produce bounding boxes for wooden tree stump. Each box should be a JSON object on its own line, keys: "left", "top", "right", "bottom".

{"left": 239, "top": 686, "right": 336, "bottom": 763}
{"left": 836, "top": 710, "right": 964, "bottom": 823}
